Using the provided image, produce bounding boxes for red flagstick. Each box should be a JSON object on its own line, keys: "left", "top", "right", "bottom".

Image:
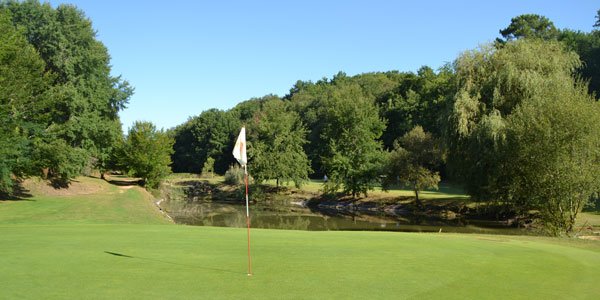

{"left": 245, "top": 165, "right": 252, "bottom": 276}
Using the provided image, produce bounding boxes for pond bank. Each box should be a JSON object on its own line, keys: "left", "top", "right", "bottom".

{"left": 159, "top": 178, "right": 541, "bottom": 234}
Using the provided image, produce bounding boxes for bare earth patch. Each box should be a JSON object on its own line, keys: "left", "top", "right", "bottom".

{"left": 22, "top": 177, "right": 105, "bottom": 196}
{"left": 578, "top": 235, "right": 600, "bottom": 241}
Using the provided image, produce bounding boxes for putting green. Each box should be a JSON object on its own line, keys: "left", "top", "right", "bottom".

{"left": 1, "top": 177, "right": 599, "bottom": 299}
{"left": 1, "top": 224, "right": 599, "bottom": 299}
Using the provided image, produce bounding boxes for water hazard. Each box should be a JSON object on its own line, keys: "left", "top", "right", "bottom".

{"left": 163, "top": 200, "right": 527, "bottom": 235}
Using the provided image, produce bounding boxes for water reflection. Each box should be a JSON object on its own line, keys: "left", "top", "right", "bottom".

{"left": 163, "top": 200, "right": 527, "bottom": 235}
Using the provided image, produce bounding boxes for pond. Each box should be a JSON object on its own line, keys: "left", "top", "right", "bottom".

{"left": 162, "top": 200, "right": 530, "bottom": 235}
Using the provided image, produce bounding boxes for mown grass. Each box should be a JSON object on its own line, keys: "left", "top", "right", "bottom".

{"left": 167, "top": 174, "right": 469, "bottom": 200}
{"left": 1, "top": 177, "right": 600, "bottom": 299}
{"left": 0, "top": 177, "right": 169, "bottom": 225}
{"left": 2, "top": 224, "right": 600, "bottom": 299}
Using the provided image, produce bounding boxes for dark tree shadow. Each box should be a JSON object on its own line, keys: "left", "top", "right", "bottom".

{"left": 103, "top": 174, "right": 143, "bottom": 187}
{"left": 49, "top": 177, "right": 71, "bottom": 189}
{"left": 0, "top": 180, "right": 34, "bottom": 201}
{"left": 103, "top": 251, "right": 244, "bottom": 275}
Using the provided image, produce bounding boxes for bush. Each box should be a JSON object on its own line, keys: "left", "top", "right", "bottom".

{"left": 224, "top": 165, "right": 245, "bottom": 185}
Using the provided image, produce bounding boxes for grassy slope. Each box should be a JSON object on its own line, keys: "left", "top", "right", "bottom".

{"left": 1, "top": 177, "right": 600, "bottom": 299}
{"left": 0, "top": 177, "right": 170, "bottom": 225}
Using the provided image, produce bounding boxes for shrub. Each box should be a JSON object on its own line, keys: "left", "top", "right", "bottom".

{"left": 224, "top": 165, "right": 245, "bottom": 185}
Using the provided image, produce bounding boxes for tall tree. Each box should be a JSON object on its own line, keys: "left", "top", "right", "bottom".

{"left": 120, "top": 121, "right": 174, "bottom": 188}
{"left": 2, "top": 0, "right": 133, "bottom": 178}
{"left": 447, "top": 39, "right": 600, "bottom": 235}
{"left": 319, "top": 83, "right": 386, "bottom": 197}
{"left": 248, "top": 99, "right": 311, "bottom": 188}
{"left": 0, "top": 9, "right": 49, "bottom": 192}
{"left": 559, "top": 29, "right": 600, "bottom": 98}
{"left": 377, "top": 66, "right": 453, "bottom": 149}
{"left": 171, "top": 109, "right": 239, "bottom": 174}
{"left": 502, "top": 86, "right": 600, "bottom": 234}
{"left": 498, "top": 14, "right": 559, "bottom": 42}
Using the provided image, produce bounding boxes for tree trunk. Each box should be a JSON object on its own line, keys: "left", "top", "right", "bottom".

{"left": 414, "top": 187, "right": 422, "bottom": 209}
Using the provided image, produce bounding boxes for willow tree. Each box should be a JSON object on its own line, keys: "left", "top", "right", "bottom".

{"left": 447, "top": 39, "right": 600, "bottom": 235}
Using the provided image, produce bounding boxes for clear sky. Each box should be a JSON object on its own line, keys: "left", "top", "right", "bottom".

{"left": 46, "top": 0, "right": 599, "bottom": 131}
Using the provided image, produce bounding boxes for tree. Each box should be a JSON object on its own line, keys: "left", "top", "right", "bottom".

{"left": 2, "top": 0, "right": 133, "bottom": 178}
{"left": 121, "top": 121, "right": 174, "bottom": 188}
{"left": 502, "top": 87, "right": 600, "bottom": 235}
{"left": 498, "top": 14, "right": 558, "bottom": 42}
{"left": 559, "top": 29, "right": 600, "bottom": 98}
{"left": 171, "top": 109, "right": 239, "bottom": 174}
{"left": 319, "top": 83, "right": 386, "bottom": 197}
{"left": 383, "top": 126, "right": 443, "bottom": 208}
{"left": 447, "top": 39, "right": 600, "bottom": 235}
{"left": 248, "top": 99, "right": 311, "bottom": 188}
{"left": 202, "top": 157, "right": 215, "bottom": 177}
{"left": 0, "top": 8, "right": 50, "bottom": 192}
{"left": 377, "top": 66, "right": 454, "bottom": 149}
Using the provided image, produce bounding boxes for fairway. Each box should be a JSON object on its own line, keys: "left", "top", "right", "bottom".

{"left": 2, "top": 177, "right": 600, "bottom": 299}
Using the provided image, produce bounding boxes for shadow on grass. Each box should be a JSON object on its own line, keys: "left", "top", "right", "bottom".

{"left": 0, "top": 181, "right": 34, "bottom": 201}
{"left": 106, "top": 179, "right": 143, "bottom": 186}
{"left": 104, "top": 251, "right": 243, "bottom": 275}
{"left": 102, "top": 174, "right": 144, "bottom": 187}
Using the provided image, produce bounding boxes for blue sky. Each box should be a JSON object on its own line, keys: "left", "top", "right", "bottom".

{"left": 47, "top": 0, "right": 599, "bottom": 131}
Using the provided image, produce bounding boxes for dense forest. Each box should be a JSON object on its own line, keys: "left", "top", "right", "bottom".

{"left": 2, "top": 1, "right": 600, "bottom": 234}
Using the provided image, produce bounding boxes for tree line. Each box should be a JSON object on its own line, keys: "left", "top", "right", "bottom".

{"left": 170, "top": 13, "right": 600, "bottom": 235}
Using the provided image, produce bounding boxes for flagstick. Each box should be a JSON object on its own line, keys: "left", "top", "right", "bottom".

{"left": 244, "top": 164, "right": 252, "bottom": 276}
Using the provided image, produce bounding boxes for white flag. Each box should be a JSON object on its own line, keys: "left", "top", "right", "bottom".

{"left": 233, "top": 127, "right": 247, "bottom": 166}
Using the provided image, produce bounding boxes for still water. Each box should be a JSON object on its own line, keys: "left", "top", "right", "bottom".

{"left": 163, "top": 200, "right": 527, "bottom": 235}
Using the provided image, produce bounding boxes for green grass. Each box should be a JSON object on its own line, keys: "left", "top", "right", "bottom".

{"left": 2, "top": 225, "right": 600, "bottom": 299}
{"left": 1, "top": 177, "right": 600, "bottom": 299}
{"left": 174, "top": 173, "right": 470, "bottom": 200}
{"left": 0, "top": 177, "right": 169, "bottom": 225}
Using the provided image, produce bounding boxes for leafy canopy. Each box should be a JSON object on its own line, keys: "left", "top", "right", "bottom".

{"left": 120, "top": 121, "right": 174, "bottom": 188}
{"left": 248, "top": 98, "right": 311, "bottom": 188}
{"left": 383, "top": 126, "right": 443, "bottom": 207}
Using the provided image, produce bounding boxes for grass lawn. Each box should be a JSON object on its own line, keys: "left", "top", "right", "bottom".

{"left": 2, "top": 177, "right": 600, "bottom": 299}
{"left": 0, "top": 177, "right": 170, "bottom": 225}
{"left": 169, "top": 173, "right": 470, "bottom": 200}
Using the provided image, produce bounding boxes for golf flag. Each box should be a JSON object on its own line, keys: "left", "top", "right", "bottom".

{"left": 233, "top": 126, "right": 252, "bottom": 276}
{"left": 233, "top": 127, "right": 247, "bottom": 166}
